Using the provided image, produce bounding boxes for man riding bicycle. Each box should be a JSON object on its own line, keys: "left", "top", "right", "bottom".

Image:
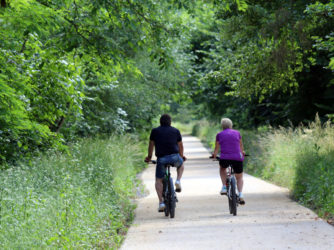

{"left": 145, "top": 114, "right": 186, "bottom": 212}
{"left": 212, "top": 118, "right": 246, "bottom": 205}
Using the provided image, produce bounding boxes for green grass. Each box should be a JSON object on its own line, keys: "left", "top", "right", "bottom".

{"left": 173, "top": 121, "right": 196, "bottom": 135}
{"left": 0, "top": 135, "right": 145, "bottom": 248}
{"left": 191, "top": 120, "right": 220, "bottom": 150}
{"left": 192, "top": 117, "right": 334, "bottom": 223}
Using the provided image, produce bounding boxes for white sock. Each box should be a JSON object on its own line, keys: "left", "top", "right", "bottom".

{"left": 239, "top": 192, "right": 243, "bottom": 198}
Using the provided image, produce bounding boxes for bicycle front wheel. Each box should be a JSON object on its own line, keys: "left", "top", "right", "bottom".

{"left": 227, "top": 179, "right": 233, "bottom": 214}
{"left": 168, "top": 177, "right": 176, "bottom": 218}
{"left": 230, "top": 177, "right": 237, "bottom": 216}
{"left": 163, "top": 178, "right": 169, "bottom": 217}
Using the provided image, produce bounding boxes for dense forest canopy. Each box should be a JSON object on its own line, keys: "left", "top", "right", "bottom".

{"left": 188, "top": 0, "right": 334, "bottom": 127}
{"left": 1, "top": 0, "right": 333, "bottom": 164}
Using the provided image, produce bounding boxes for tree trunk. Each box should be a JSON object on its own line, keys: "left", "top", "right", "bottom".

{"left": 1, "top": 0, "right": 6, "bottom": 8}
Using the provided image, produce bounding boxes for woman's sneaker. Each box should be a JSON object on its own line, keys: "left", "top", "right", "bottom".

{"left": 220, "top": 186, "right": 227, "bottom": 195}
{"left": 158, "top": 202, "right": 166, "bottom": 212}
{"left": 238, "top": 193, "right": 245, "bottom": 205}
{"left": 239, "top": 197, "right": 245, "bottom": 205}
{"left": 175, "top": 180, "right": 182, "bottom": 192}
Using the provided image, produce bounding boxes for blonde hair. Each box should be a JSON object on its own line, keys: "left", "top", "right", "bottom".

{"left": 221, "top": 118, "right": 233, "bottom": 129}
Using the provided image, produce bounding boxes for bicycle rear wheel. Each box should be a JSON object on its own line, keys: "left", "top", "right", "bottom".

{"left": 163, "top": 178, "right": 169, "bottom": 217}
{"left": 227, "top": 179, "right": 233, "bottom": 214}
{"left": 230, "top": 177, "right": 237, "bottom": 216}
{"left": 168, "top": 177, "right": 176, "bottom": 218}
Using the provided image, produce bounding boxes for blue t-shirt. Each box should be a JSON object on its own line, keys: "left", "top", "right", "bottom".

{"left": 150, "top": 126, "right": 182, "bottom": 157}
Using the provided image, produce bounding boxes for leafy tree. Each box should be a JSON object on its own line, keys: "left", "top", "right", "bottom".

{"left": 188, "top": 0, "right": 334, "bottom": 127}
{"left": 0, "top": 0, "right": 195, "bottom": 163}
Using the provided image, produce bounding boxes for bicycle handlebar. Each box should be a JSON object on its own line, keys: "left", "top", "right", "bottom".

{"left": 210, "top": 154, "right": 250, "bottom": 160}
{"left": 145, "top": 156, "right": 187, "bottom": 164}
{"left": 144, "top": 160, "right": 156, "bottom": 164}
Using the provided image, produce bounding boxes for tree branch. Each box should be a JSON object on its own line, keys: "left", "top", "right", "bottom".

{"left": 1, "top": 0, "right": 6, "bottom": 8}
{"left": 63, "top": 16, "right": 94, "bottom": 46}
{"left": 125, "top": 0, "right": 170, "bottom": 34}
{"left": 20, "top": 35, "right": 29, "bottom": 53}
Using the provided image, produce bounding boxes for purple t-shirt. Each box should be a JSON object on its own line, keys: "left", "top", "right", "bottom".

{"left": 216, "top": 128, "right": 244, "bottom": 161}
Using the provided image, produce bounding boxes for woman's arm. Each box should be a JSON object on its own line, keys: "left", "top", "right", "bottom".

{"left": 213, "top": 140, "right": 220, "bottom": 158}
{"left": 240, "top": 138, "right": 245, "bottom": 156}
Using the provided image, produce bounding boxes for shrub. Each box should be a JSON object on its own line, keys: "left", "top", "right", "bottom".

{"left": 0, "top": 135, "right": 145, "bottom": 248}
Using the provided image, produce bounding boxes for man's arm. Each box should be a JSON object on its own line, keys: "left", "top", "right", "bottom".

{"left": 177, "top": 141, "right": 185, "bottom": 159}
{"left": 145, "top": 140, "right": 155, "bottom": 162}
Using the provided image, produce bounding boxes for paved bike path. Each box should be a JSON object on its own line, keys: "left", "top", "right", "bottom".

{"left": 121, "top": 135, "right": 334, "bottom": 250}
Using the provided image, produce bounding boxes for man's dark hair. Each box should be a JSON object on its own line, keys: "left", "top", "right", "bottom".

{"left": 160, "top": 114, "right": 172, "bottom": 126}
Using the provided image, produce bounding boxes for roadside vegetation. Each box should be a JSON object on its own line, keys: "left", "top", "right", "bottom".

{"left": 192, "top": 117, "right": 334, "bottom": 224}
{"left": 0, "top": 136, "right": 145, "bottom": 248}
{"left": 1, "top": 0, "right": 334, "bottom": 246}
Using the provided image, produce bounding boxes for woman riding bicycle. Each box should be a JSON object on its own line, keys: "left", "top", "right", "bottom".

{"left": 212, "top": 118, "right": 246, "bottom": 205}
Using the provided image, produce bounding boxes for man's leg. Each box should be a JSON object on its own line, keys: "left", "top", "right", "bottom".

{"left": 155, "top": 178, "right": 163, "bottom": 203}
{"left": 175, "top": 164, "right": 184, "bottom": 192}
{"left": 176, "top": 164, "right": 184, "bottom": 181}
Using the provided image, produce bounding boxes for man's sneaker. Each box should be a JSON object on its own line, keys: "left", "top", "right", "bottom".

{"left": 158, "top": 202, "right": 165, "bottom": 212}
{"left": 239, "top": 197, "right": 245, "bottom": 205}
{"left": 175, "top": 180, "right": 182, "bottom": 192}
{"left": 220, "top": 186, "right": 227, "bottom": 195}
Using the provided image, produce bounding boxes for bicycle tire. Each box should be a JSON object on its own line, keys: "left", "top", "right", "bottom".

{"left": 230, "top": 177, "right": 237, "bottom": 216}
{"left": 163, "top": 178, "right": 169, "bottom": 217}
{"left": 227, "top": 179, "right": 233, "bottom": 214}
{"left": 168, "top": 177, "right": 176, "bottom": 218}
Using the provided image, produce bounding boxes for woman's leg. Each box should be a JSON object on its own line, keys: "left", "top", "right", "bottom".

{"left": 235, "top": 173, "right": 244, "bottom": 194}
{"left": 220, "top": 166, "right": 227, "bottom": 186}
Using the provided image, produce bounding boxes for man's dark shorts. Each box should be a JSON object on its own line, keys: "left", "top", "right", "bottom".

{"left": 156, "top": 153, "right": 183, "bottom": 179}
{"left": 219, "top": 159, "right": 243, "bottom": 174}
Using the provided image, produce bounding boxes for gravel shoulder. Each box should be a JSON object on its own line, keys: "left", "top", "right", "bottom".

{"left": 121, "top": 136, "right": 334, "bottom": 250}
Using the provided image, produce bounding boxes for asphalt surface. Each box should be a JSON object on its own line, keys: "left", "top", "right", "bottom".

{"left": 121, "top": 135, "right": 334, "bottom": 250}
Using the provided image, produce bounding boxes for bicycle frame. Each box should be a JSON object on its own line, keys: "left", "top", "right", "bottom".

{"left": 226, "top": 164, "right": 238, "bottom": 216}
{"left": 210, "top": 156, "right": 238, "bottom": 216}
{"left": 162, "top": 163, "right": 176, "bottom": 218}
{"left": 150, "top": 160, "right": 176, "bottom": 218}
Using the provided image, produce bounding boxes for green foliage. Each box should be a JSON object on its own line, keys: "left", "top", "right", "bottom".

{"left": 0, "top": 0, "right": 194, "bottom": 163}
{"left": 305, "top": 1, "right": 334, "bottom": 70}
{"left": 245, "top": 117, "right": 334, "bottom": 221}
{"left": 191, "top": 120, "right": 220, "bottom": 149}
{"left": 0, "top": 135, "right": 145, "bottom": 248}
{"left": 188, "top": 0, "right": 334, "bottom": 128}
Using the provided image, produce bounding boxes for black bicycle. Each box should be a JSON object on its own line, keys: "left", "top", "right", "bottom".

{"left": 151, "top": 160, "right": 177, "bottom": 218}
{"left": 211, "top": 156, "right": 247, "bottom": 216}
{"left": 225, "top": 159, "right": 238, "bottom": 216}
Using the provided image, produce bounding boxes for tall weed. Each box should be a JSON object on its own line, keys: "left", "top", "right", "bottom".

{"left": 244, "top": 119, "right": 334, "bottom": 221}
{"left": 191, "top": 120, "right": 220, "bottom": 150}
{"left": 0, "top": 135, "right": 145, "bottom": 248}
